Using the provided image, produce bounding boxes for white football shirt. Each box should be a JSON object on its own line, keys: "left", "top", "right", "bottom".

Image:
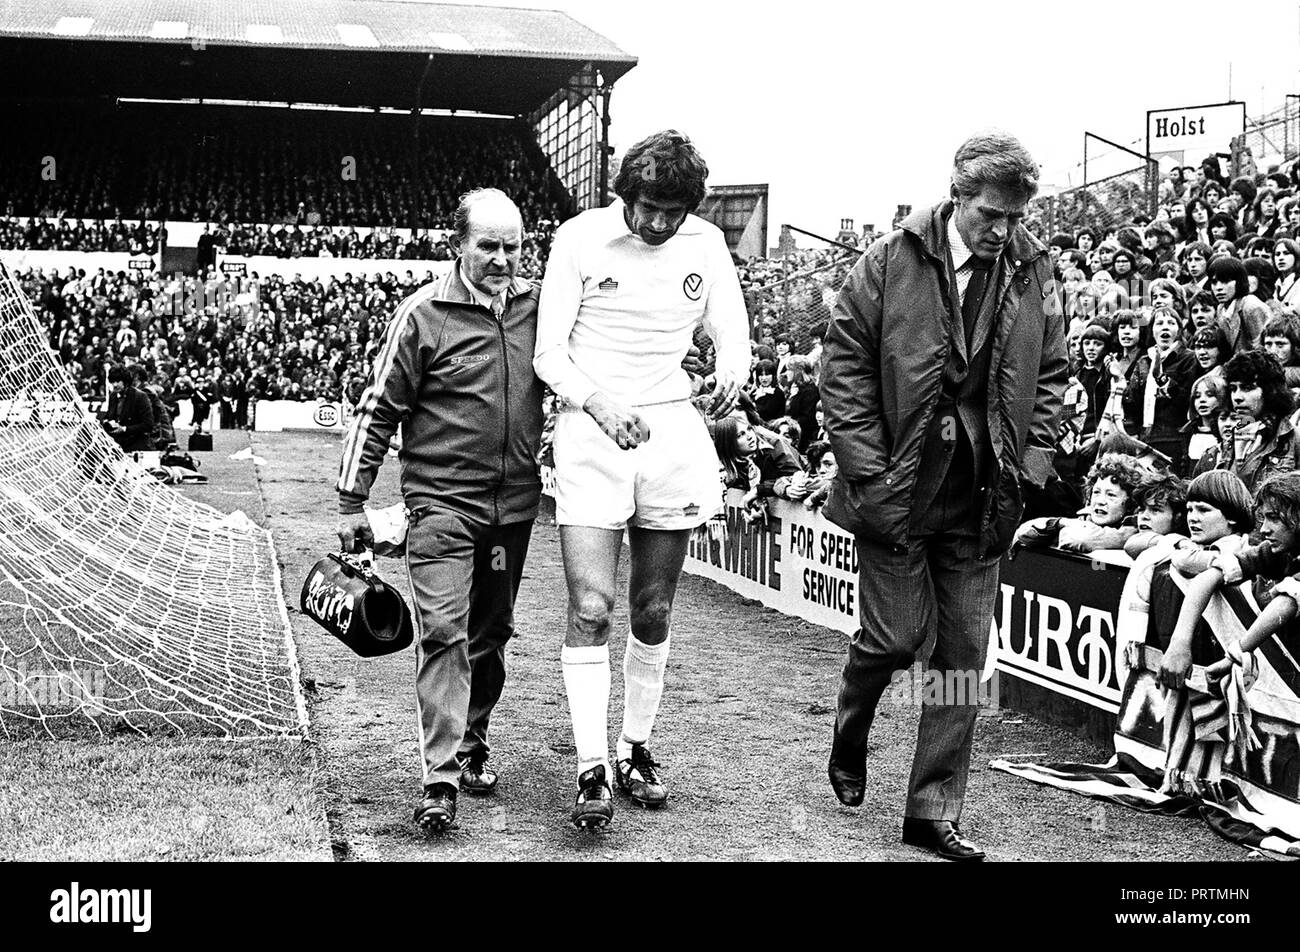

{"left": 534, "top": 201, "right": 751, "bottom": 407}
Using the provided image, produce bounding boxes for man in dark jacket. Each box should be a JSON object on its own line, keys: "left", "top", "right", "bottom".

{"left": 820, "top": 132, "right": 1067, "bottom": 861}
{"left": 105, "top": 364, "right": 155, "bottom": 453}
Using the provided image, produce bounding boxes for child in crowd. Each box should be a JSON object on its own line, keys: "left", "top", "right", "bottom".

{"left": 1260, "top": 315, "right": 1300, "bottom": 392}
{"left": 1191, "top": 349, "right": 1300, "bottom": 492}
{"left": 1274, "top": 237, "right": 1300, "bottom": 309}
{"left": 1101, "top": 310, "right": 1148, "bottom": 434}
{"left": 1181, "top": 373, "right": 1226, "bottom": 473}
{"left": 1119, "top": 306, "right": 1198, "bottom": 474}
{"left": 1188, "top": 324, "right": 1229, "bottom": 379}
{"left": 1114, "top": 470, "right": 1254, "bottom": 707}
{"left": 1187, "top": 289, "right": 1219, "bottom": 334}
{"left": 749, "top": 358, "right": 785, "bottom": 422}
{"left": 1075, "top": 323, "right": 1111, "bottom": 442}
{"left": 1013, "top": 453, "right": 1147, "bottom": 554}
{"left": 1208, "top": 255, "right": 1270, "bottom": 352}
{"left": 1123, "top": 472, "right": 1189, "bottom": 559}
{"left": 802, "top": 440, "right": 836, "bottom": 510}
{"left": 1161, "top": 472, "right": 1300, "bottom": 693}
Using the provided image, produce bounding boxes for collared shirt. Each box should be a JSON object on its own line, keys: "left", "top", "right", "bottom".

{"left": 946, "top": 212, "right": 986, "bottom": 305}
{"left": 458, "top": 261, "right": 505, "bottom": 315}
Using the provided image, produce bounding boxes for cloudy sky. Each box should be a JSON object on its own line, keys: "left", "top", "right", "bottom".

{"left": 453, "top": 0, "right": 1300, "bottom": 245}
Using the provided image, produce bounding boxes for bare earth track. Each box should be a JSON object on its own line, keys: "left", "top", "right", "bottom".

{"left": 254, "top": 430, "right": 1245, "bottom": 862}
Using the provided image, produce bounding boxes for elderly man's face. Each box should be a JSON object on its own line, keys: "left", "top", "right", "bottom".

{"left": 460, "top": 200, "right": 522, "bottom": 297}
{"left": 951, "top": 183, "right": 1027, "bottom": 260}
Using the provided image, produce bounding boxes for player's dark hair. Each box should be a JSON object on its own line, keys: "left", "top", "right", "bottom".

{"left": 614, "top": 130, "right": 709, "bottom": 212}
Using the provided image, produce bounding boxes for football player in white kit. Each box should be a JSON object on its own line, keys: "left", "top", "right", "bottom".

{"left": 534, "top": 130, "right": 751, "bottom": 828}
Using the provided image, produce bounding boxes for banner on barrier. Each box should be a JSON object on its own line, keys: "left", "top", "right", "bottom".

{"left": 253, "top": 400, "right": 352, "bottom": 432}
{"left": 996, "top": 548, "right": 1126, "bottom": 713}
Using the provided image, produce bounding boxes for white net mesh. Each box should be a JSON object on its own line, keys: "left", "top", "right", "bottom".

{"left": 0, "top": 261, "right": 306, "bottom": 737}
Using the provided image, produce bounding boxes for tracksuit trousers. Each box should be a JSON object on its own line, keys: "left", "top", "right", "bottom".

{"left": 404, "top": 506, "right": 533, "bottom": 788}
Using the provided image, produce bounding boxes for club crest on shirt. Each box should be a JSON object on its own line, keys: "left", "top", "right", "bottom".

{"left": 598, "top": 277, "right": 619, "bottom": 292}
{"left": 682, "top": 273, "right": 703, "bottom": 301}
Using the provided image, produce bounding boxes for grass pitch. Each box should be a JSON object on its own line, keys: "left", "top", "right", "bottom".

{"left": 0, "top": 430, "right": 330, "bottom": 861}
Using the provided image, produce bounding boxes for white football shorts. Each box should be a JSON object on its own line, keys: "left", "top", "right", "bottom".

{"left": 553, "top": 400, "right": 721, "bottom": 531}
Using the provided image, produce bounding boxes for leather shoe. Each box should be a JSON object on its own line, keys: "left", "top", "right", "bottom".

{"left": 458, "top": 752, "right": 499, "bottom": 795}
{"left": 901, "top": 818, "right": 986, "bottom": 861}
{"left": 827, "top": 728, "right": 866, "bottom": 807}
{"left": 413, "top": 782, "right": 457, "bottom": 833}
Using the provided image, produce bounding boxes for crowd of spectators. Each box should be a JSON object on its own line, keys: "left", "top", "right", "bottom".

{"left": 0, "top": 102, "right": 571, "bottom": 230}
{"left": 1034, "top": 155, "right": 1300, "bottom": 513}
{"left": 0, "top": 218, "right": 162, "bottom": 254}
{"left": 212, "top": 218, "right": 559, "bottom": 267}
{"left": 21, "top": 264, "right": 450, "bottom": 427}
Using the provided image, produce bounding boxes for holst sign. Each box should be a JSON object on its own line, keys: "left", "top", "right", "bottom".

{"left": 1146, "top": 101, "right": 1246, "bottom": 166}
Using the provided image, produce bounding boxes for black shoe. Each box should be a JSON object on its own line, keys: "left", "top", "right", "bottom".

{"left": 570, "top": 765, "right": 614, "bottom": 830}
{"left": 413, "top": 782, "right": 457, "bottom": 833}
{"left": 457, "top": 751, "right": 499, "bottom": 795}
{"left": 828, "top": 727, "right": 866, "bottom": 807}
{"left": 901, "top": 818, "right": 986, "bottom": 862}
{"left": 615, "top": 744, "right": 668, "bottom": 809}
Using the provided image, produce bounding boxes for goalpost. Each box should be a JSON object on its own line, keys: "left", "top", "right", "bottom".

{"left": 0, "top": 260, "right": 307, "bottom": 737}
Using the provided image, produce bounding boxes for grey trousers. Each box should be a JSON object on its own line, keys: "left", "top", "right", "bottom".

{"left": 835, "top": 531, "right": 1000, "bottom": 821}
{"left": 405, "top": 508, "right": 533, "bottom": 788}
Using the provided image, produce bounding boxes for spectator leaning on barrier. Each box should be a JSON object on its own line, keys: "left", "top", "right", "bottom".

{"left": 1012, "top": 452, "right": 1145, "bottom": 555}
{"left": 819, "top": 131, "right": 1065, "bottom": 862}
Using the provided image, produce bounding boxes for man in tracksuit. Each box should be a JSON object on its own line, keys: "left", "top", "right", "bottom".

{"left": 336, "top": 188, "right": 543, "bottom": 833}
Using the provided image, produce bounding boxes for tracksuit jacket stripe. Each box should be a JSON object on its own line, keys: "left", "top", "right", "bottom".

{"left": 337, "top": 280, "right": 442, "bottom": 495}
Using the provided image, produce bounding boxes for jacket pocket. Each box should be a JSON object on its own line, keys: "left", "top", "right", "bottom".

{"left": 823, "top": 468, "right": 909, "bottom": 545}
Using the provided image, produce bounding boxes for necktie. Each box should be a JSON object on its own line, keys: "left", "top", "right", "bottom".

{"left": 491, "top": 297, "right": 505, "bottom": 322}
{"left": 962, "top": 257, "right": 995, "bottom": 348}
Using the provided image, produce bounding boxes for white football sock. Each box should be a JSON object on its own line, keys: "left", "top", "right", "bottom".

{"left": 618, "top": 631, "right": 670, "bottom": 762}
{"left": 562, "top": 643, "right": 610, "bottom": 777}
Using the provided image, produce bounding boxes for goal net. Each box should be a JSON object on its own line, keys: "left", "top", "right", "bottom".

{"left": 0, "top": 261, "right": 306, "bottom": 737}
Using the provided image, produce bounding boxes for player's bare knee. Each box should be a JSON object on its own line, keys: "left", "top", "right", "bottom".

{"left": 628, "top": 600, "right": 671, "bottom": 642}
{"left": 569, "top": 592, "right": 614, "bottom": 644}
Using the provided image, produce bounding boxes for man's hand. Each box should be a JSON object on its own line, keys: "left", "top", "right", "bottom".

{"left": 680, "top": 344, "right": 702, "bottom": 376}
{"left": 1158, "top": 638, "right": 1193, "bottom": 690}
{"left": 338, "top": 513, "right": 374, "bottom": 554}
{"left": 584, "top": 392, "right": 650, "bottom": 450}
{"left": 706, "top": 372, "right": 740, "bottom": 420}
